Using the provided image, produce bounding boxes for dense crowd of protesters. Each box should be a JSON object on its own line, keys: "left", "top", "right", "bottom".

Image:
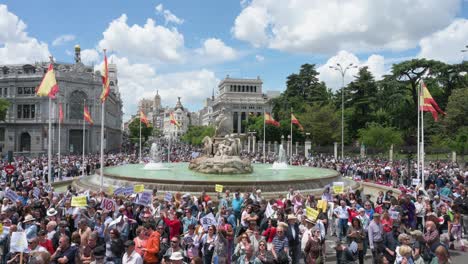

{"left": 0, "top": 143, "right": 465, "bottom": 263}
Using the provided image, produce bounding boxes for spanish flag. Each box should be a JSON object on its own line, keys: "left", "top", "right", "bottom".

{"left": 140, "top": 111, "right": 149, "bottom": 127}
{"left": 291, "top": 113, "right": 303, "bottom": 131}
{"left": 36, "top": 63, "right": 59, "bottom": 99}
{"left": 420, "top": 81, "right": 445, "bottom": 121}
{"left": 100, "top": 51, "right": 110, "bottom": 102}
{"left": 170, "top": 112, "right": 180, "bottom": 127}
{"left": 265, "top": 112, "right": 280, "bottom": 127}
{"left": 59, "top": 103, "right": 64, "bottom": 123}
{"left": 84, "top": 106, "right": 93, "bottom": 125}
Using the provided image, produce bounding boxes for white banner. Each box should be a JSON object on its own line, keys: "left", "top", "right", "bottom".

{"left": 200, "top": 213, "right": 217, "bottom": 231}
{"left": 10, "top": 232, "right": 28, "bottom": 253}
{"left": 135, "top": 192, "right": 153, "bottom": 206}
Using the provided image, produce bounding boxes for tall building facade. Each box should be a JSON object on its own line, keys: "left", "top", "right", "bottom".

{"left": 0, "top": 46, "right": 123, "bottom": 155}
{"left": 163, "top": 97, "right": 190, "bottom": 138}
{"left": 209, "top": 76, "right": 272, "bottom": 134}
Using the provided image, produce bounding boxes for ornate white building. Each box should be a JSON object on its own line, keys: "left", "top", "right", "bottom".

{"left": 0, "top": 45, "right": 123, "bottom": 155}
{"left": 163, "top": 97, "right": 191, "bottom": 138}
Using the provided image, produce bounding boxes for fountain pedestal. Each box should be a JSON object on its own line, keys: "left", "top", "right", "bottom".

{"left": 189, "top": 156, "right": 253, "bottom": 174}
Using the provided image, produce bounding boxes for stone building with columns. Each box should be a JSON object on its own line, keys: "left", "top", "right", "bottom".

{"left": 0, "top": 45, "right": 123, "bottom": 155}
{"left": 210, "top": 76, "right": 272, "bottom": 134}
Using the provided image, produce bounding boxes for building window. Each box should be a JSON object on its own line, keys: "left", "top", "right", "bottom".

{"left": 17, "top": 87, "right": 23, "bottom": 95}
{"left": 3, "top": 88, "right": 6, "bottom": 97}
{"left": 17, "top": 104, "right": 36, "bottom": 119}
{"left": 69, "top": 90, "right": 88, "bottom": 120}
{"left": 254, "top": 86, "right": 257, "bottom": 93}
{"left": 0, "top": 128, "right": 4, "bottom": 141}
{"left": 0, "top": 88, "right": 2, "bottom": 97}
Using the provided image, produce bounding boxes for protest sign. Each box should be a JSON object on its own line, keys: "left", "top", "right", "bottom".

{"left": 10, "top": 232, "right": 28, "bottom": 253}
{"left": 306, "top": 207, "right": 319, "bottom": 220}
{"left": 71, "top": 196, "right": 88, "bottom": 207}
{"left": 5, "top": 189, "right": 19, "bottom": 202}
{"left": 33, "top": 187, "right": 40, "bottom": 199}
{"left": 114, "top": 186, "right": 134, "bottom": 196}
{"left": 108, "top": 186, "right": 114, "bottom": 195}
{"left": 333, "top": 182, "right": 344, "bottom": 194}
{"left": 389, "top": 210, "right": 399, "bottom": 220}
{"left": 135, "top": 191, "right": 153, "bottom": 206}
{"left": 100, "top": 198, "right": 115, "bottom": 211}
{"left": 200, "top": 213, "right": 217, "bottom": 230}
{"left": 215, "top": 184, "right": 224, "bottom": 193}
{"left": 134, "top": 185, "right": 145, "bottom": 193}
{"left": 412, "top": 178, "right": 420, "bottom": 186}
{"left": 164, "top": 192, "right": 173, "bottom": 202}
{"left": 316, "top": 200, "right": 328, "bottom": 212}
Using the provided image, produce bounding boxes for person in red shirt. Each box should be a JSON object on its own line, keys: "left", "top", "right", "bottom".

{"left": 37, "top": 230, "right": 54, "bottom": 255}
{"left": 143, "top": 222, "right": 161, "bottom": 264}
{"left": 162, "top": 210, "right": 182, "bottom": 240}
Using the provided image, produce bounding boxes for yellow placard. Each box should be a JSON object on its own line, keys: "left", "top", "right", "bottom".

{"left": 134, "top": 185, "right": 145, "bottom": 193}
{"left": 317, "top": 200, "right": 328, "bottom": 212}
{"left": 71, "top": 196, "right": 88, "bottom": 207}
{"left": 0, "top": 223, "right": 3, "bottom": 234}
{"left": 333, "top": 182, "right": 344, "bottom": 194}
{"left": 306, "top": 207, "right": 319, "bottom": 220}
{"left": 108, "top": 186, "right": 114, "bottom": 195}
{"left": 215, "top": 184, "right": 224, "bottom": 193}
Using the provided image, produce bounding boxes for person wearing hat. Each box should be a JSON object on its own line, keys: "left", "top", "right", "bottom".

{"left": 301, "top": 218, "right": 316, "bottom": 252}
{"left": 122, "top": 240, "right": 143, "bottom": 264}
{"left": 169, "top": 251, "right": 186, "bottom": 264}
{"left": 368, "top": 213, "right": 384, "bottom": 264}
{"left": 23, "top": 214, "right": 37, "bottom": 240}
{"left": 286, "top": 214, "right": 301, "bottom": 264}
{"left": 89, "top": 245, "right": 106, "bottom": 264}
{"left": 47, "top": 207, "right": 58, "bottom": 221}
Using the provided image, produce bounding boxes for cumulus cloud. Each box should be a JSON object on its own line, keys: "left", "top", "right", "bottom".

{"left": 95, "top": 55, "right": 218, "bottom": 118}
{"left": 195, "top": 38, "right": 238, "bottom": 63}
{"left": 155, "top": 4, "right": 184, "bottom": 25}
{"left": 418, "top": 19, "right": 468, "bottom": 63}
{"left": 80, "top": 49, "right": 100, "bottom": 65}
{"left": 255, "top": 55, "right": 265, "bottom": 62}
{"left": 232, "top": 0, "right": 461, "bottom": 54}
{"left": 317, "top": 50, "right": 386, "bottom": 90}
{"left": 52, "top": 34, "right": 76, "bottom": 46}
{"left": 0, "top": 4, "right": 49, "bottom": 64}
{"left": 98, "top": 14, "right": 184, "bottom": 63}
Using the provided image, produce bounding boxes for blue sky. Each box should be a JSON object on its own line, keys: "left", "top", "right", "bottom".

{"left": 1, "top": 0, "right": 467, "bottom": 120}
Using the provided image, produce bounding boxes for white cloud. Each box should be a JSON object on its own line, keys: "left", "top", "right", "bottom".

{"left": 0, "top": 4, "right": 49, "bottom": 64}
{"left": 255, "top": 55, "right": 265, "bottom": 62}
{"left": 98, "top": 14, "right": 184, "bottom": 63}
{"left": 52, "top": 34, "right": 75, "bottom": 46}
{"left": 232, "top": 0, "right": 461, "bottom": 54}
{"left": 418, "top": 19, "right": 468, "bottom": 63}
{"left": 80, "top": 49, "right": 100, "bottom": 65}
{"left": 155, "top": 4, "right": 184, "bottom": 25}
{"left": 195, "top": 38, "right": 238, "bottom": 63}
{"left": 317, "top": 50, "right": 386, "bottom": 90}
{"left": 95, "top": 55, "right": 218, "bottom": 119}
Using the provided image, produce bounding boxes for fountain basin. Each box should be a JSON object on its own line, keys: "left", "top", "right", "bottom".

{"left": 271, "top": 162, "right": 289, "bottom": 170}
{"left": 143, "top": 163, "right": 170, "bottom": 170}
{"left": 73, "top": 163, "right": 358, "bottom": 196}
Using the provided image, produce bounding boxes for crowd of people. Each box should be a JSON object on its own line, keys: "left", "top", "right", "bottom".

{"left": 0, "top": 144, "right": 465, "bottom": 264}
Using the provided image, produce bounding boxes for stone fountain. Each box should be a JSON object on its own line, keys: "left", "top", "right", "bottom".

{"left": 189, "top": 108, "right": 253, "bottom": 174}
{"left": 271, "top": 144, "right": 289, "bottom": 170}
{"left": 143, "top": 142, "right": 168, "bottom": 170}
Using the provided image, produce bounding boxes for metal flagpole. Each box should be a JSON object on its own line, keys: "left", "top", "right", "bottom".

{"left": 168, "top": 133, "right": 171, "bottom": 163}
{"left": 139, "top": 114, "right": 142, "bottom": 162}
{"left": 100, "top": 100, "right": 105, "bottom": 189}
{"left": 290, "top": 108, "right": 293, "bottom": 165}
{"left": 58, "top": 101, "right": 61, "bottom": 180}
{"left": 48, "top": 96, "right": 52, "bottom": 183}
{"left": 421, "top": 87, "right": 425, "bottom": 190}
{"left": 263, "top": 110, "right": 266, "bottom": 164}
{"left": 417, "top": 82, "right": 420, "bottom": 182}
{"left": 82, "top": 99, "right": 86, "bottom": 177}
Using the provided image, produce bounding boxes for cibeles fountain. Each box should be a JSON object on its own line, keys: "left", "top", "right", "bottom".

{"left": 73, "top": 109, "right": 357, "bottom": 196}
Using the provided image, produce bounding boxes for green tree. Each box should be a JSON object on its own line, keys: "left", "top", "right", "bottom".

{"left": 0, "top": 99, "right": 9, "bottom": 121}
{"left": 181, "top": 126, "right": 215, "bottom": 146}
{"left": 443, "top": 87, "right": 468, "bottom": 135}
{"left": 447, "top": 126, "right": 468, "bottom": 162}
{"left": 128, "top": 118, "right": 153, "bottom": 144}
{"left": 297, "top": 103, "right": 340, "bottom": 145}
{"left": 358, "top": 123, "right": 403, "bottom": 152}
{"left": 244, "top": 115, "right": 282, "bottom": 143}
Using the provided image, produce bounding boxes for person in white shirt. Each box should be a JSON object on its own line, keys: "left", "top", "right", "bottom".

{"left": 333, "top": 200, "right": 350, "bottom": 241}
{"left": 122, "top": 240, "right": 143, "bottom": 264}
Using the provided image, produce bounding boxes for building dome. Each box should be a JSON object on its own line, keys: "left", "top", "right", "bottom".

{"left": 174, "top": 97, "right": 184, "bottom": 111}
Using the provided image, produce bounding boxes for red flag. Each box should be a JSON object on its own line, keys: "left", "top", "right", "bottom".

{"left": 36, "top": 63, "right": 59, "bottom": 99}
{"left": 100, "top": 51, "right": 110, "bottom": 102}
{"left": 170, "top": 112, "right": 181, "bottom": 127}
{"left": 59, "top": 103, "right": 64, "bottom": 123}
{"left": 84, "top": 106, "right": 93, "bottom": 125}
{"left": 291, "top": 113, "right": 303, "bottom": 131}
{"left": 140, "top": 111, "right": 149, "bottom": 127}
{"left": 265, "top": 112, "right": 280, "bottom": 127}
{"left": 419, "top": 81, "right": 445, "bottom": 121}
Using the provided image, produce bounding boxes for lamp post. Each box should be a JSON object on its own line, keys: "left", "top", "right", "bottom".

{"left": 329, "top": 63, "right": 357, "bottom": 160}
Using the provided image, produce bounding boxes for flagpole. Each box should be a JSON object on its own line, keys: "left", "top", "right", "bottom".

{"left": 100, "top": 100, "right": 105, "bottom": 189}
{"left": 290, "top": 107, "right": 293, "bottom": 165}
{"left": 263, "top": 110, "right": 266, "bottom": 164}
{"left": 417, "top": 82, "right": 420, "bottom": 183}
{"left": 82, "top": 99, "right": 86, "bottom": 177}
{"left": 48, "top": 96, "right": 52, "bottom": 183}
{"left": 421, "top": 89, "right": 425, "bottom": 190}
{"left": 58, "top": 101, "right": 61, "bottom": 181}
{"left": 139, "top": 114, "right": 142, "bottom": 163}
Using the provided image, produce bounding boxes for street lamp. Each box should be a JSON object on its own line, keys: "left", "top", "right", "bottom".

{"left": 329, "top": 63, "right": 358, "bottom": 160}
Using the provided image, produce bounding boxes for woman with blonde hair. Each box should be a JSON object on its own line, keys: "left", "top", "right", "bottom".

{"left": 397, "top": 245, "right": 413, "bottom": 264}
{"left": 430, "top": 245, "right": 451, "bottom": 264}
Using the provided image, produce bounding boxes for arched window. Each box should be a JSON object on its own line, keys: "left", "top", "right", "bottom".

{"left": 69, "top": 90, "right": 88, "bottom": 120}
